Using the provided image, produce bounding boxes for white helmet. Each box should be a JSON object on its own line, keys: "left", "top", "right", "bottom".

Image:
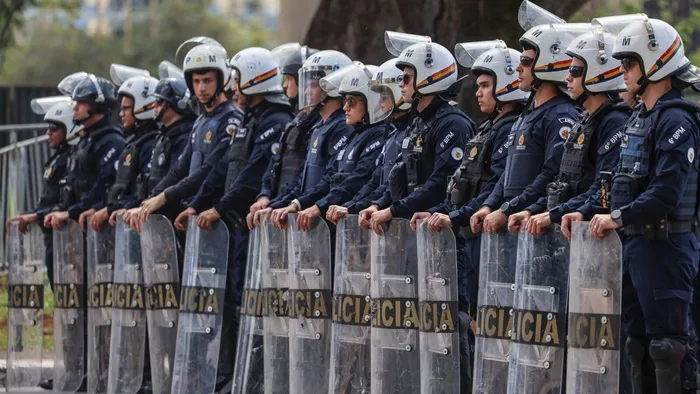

{"left": 610, "top": 16, "right": 690, "bottom": 83}
{"left": 395, "top": 41, "right": 458, "bottom": 95}
{"left": 298, "top": 50, "right": 353, "bottom": 109}
{"left": 517, "top": 0, "right": 565, "bottom": 31}
{"left": 182, "top": 44, "right": 230, "bottom": 95}
{"left": 384, "top": 31, "right": 432, "bottom": 56}
{"left": 117, "top": 75, "right": 159, "bottom": 120}
{"left": 229, "top": 47, "right": 283, "bottom": 96}
{"left": 519, "top": 23, "right": 591, "bottom": 84}
{"left": 338, "top": 64, "right": 389, "bottom": 124}
{"left": 31, "top": 96, "right": 83, "bottom": 145}
{"left": 456, "top": 40, "right": 530, "bottom": 104}
{"left": 319, "top": 62, "right": 362, "bottom": 97}
{"left": 370, "top": 58, "right": 411, "bottom": 112}
{"left": 565, "top": 29, "right": 625, "bottom": 94}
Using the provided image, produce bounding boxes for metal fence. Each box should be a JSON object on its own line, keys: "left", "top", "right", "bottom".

{"left": 0, "top": 124, "right": 50, "bottom": 271}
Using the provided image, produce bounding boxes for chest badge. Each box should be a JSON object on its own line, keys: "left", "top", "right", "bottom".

{"left": 518, "top": 135, "right": 525, "bottom": 145}
{"left": 576, "top": 134, "right": 585, "bottom": 145}
{"left": 158, "top": 153, "right": 166, "bottom": 167}
{"left": 44, "top": 167, "right": 52, "bottom": 179}
{"left": 204, "top": 130, "right": 212, "bottom": 144}
{"left": 313, "top": 138, "right": 319, "bottom": 149}
{"left": 451, "top": 147, "right": 464, "bottom": 160}
{"left": 123, "top": 153, "right": 132, "bottom": 166}
{"left": 469, "top": 146, "right": 478, "bottom": 158}
{"left": 416, "top": 135, "right": 423, "bottom": 147}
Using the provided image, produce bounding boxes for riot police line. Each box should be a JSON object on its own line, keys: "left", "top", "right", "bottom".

{"left": 4, "top": 0, "right": 700, "bottom": 393}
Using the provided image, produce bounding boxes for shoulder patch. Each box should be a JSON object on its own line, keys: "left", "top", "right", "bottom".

{"left": 598, "top": 130, "right": 624, "bottom": 154}
{"left": 226, "top": 125, "right": 237, "bottom": 136}
{"left": 332, "top": 135, "right": 348, "bottom": 152}
{"left": 439, "top": 131, "right": 456, "bottom": 149}
{"left": 558, "top": 117, "right": 576, "bottom": 126}
{"left": 666, "top": 125, "right": 687, "bottom": 146}
{"left": 271, "top": 142, "right": 280, "bottom": 155}
{"left": 451, "top": 147, "right": 464, "bottom": 160}
{"left": 228, "top": 117, "right": 241, "bottom": 126}
{"left": 365, "top": 140, "right": 382, "bottom": 153}
{"left": 258, "top": 127, "right": 278, "bottom": 142}
{"left": 104, "top": 147, "right": 116, "bottom": 163}
{"left": 688, "top": 147, "right": 695, "bottom": 163}
{"left": 559, "top": 126, "right": 571, "bottom": 140}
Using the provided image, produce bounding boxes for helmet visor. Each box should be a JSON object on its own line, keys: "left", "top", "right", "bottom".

{"left": 110, "top": 64, "right": 150, "bottom": 86}
{"left": 57, "top": 72, "right": 89, "bottom": 96}
{"left": 455, "top": 40, "right": 507, "bottom": 68}
{"left": 159, "top": 60, "right": 184, "bottom": 79}
{"left": 31, "top": 96, "right": 72, "bottom": 115}
{"left": 518, "top": 0, "right": 565, "bottom": 31}
{"left": 368, "top": 82, "right": 394, "bottom": 124}
{"left": 385, "top": 31, "right": 432, "bottom": 56}
{"left": 176, "top": 36, "right": 223, "bottom": 67}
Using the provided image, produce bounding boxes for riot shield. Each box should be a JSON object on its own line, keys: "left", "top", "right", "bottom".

{"left": 141, "top": 214, "right": 181, "bottom": 394}
{"left": 565, "top": 222, "right": 622, "bottom": 393}
{"left": 261, "top": 215, "right": 291, "bottom": 394}
{"left": 170, "top": 217, "right": 229, "bottom": 394}
{"left": 52, "top": 219, "right": 86, "bottom": 392}
{"left": 232, "top": 226, "right": 264, "bottom": 394}
{"left": 287, "top": 214, "right": 332, "bottom": 394}
{"left": 87, "top": 223, "right": 116, "bottom": 393}
{"left": 370, "top": 218, "right": 420, "bottom": 394}
{"left": 329, "top": 215, "right": 372, "bottom": 393}
{"left": 6, "top": 222, "right": 45, "bottom": 389}
{"left": 107, "top": 217, "right": 147, "bottom": 393}
{"left": 416, "top": 222, "right": 460, "bottom": 393}
{"left": 473, "top": 229, "right": 519, "bottom": 394}
{"left": 507, "top": 223, "right": 570, "bottom": 394}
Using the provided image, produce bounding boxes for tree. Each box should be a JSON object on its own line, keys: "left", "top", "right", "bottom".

{"left": 303, "top": 0, "right": 590, "bottom": 120}
{"left": 0, "top": 2, "right": 274, "bottom": 85}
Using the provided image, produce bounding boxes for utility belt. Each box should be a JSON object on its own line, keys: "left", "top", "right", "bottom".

{"left": 622, "top": 218, "right": 697, "bottom": 240}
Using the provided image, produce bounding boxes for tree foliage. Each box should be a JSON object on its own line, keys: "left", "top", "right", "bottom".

{"left": 0, "top": 1, "right": 274, "bottom": 85}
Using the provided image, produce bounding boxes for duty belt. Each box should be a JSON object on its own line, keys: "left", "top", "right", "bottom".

{"left": 623, "top": 219, "right": 695, "bottom": 239}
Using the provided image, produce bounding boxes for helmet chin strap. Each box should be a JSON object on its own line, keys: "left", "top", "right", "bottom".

{"left": 636, "top": 76, "right": 649, "bottom": 96}
{"left": 575, "top": 91, "right": 589, "bottom": 106}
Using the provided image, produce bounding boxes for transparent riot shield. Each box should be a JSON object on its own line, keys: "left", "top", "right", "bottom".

{"left": 6, "top": 222, "right": 45, "bottom": 389}
{"left": 370, "top": 218, "right": 420, "bottom": 394}
{"left": 287, "top": 215, "right": 332, "bottom": 394}
{"left": 107, "top": 217, "right": 147, "bottom": 393}
{"left": 232, "top": 227, "right": 264, "bottom": 394}
{"left": 329, "top": 215, "right": 372, "bottom": 393}
{"left": 473, "top": 229, "right": 519, "bottom": 394}
{"left": 261, "top": 215, "right": 291, "bottom": 394}
{"left": 141, "top": 214, "right": 180, "bottom": 394}
{"left": 416, "top": 222, "right": 460, "bottom": 393}
{"left": 171, "top": 217, "right": 229, "bottom": 394}
{"left": 87, "top": 223, "right": 116, "bottom": 393}
{"left": 52, "top": 219, "right": 85, "bottom": 392}
{"left": 566, "top": 222, "right": 622, "bottom": 393}
{"left": 507, "top": 223, "right": 570, "bottom": 394}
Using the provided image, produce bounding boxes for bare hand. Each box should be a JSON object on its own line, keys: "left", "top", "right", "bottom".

{"left": 139, "top": 193, "right": 167, "bottom": 224}
{"left": 174, "top": 208, "right": 197, "bottom": 232}
{"left": 90, "top": 207, "right": 109, "bottom": 232}
{"left": 297, "top": 205, "right": 321, "bottom": 232}
{"left": 253, "top": 207, "right": 273, "bottom": 229}
{"left": 359, "top": 205, "right": 379, "bottom": 229}
{"left": 272, "top": 205, "right": 298, "bottom": 230}
{"left": 370, "top": 208, "right": 393, "bottom": 235}
{"left": 326, "top": 205, "right": 348, "bottom": 225}
{"left": 483, "top": 210, "right": 508, "bottom": 234}
{"left": 427, "top": 213, "right": 452, "bottom": 233}
{"left": 77, "top": 209, "right": 96, "bottom": 232}
{"left": 507, "top": 211, "right": 531, "bottom": 233}
{"left": 526, "top": 212, "right": 552, "bottom": 236}
{"left": 410, "top": 212, "right": 431, "bottom": 232}
{"left": 470, "top": 207, "right": 491, "bottom": 235}
{"left": 197, "top": 208, "right": 221, "bottom": 230}
{"left": 589, "top": 214, "right": 618, "bottom": 240}
{"left": 109, "top": 209, "right": 126, "bottom": 227}
{"left": 561, "top": 212, "right": 584, "bottom": 240}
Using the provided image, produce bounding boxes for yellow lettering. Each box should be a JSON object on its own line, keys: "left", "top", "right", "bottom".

{"left": 206, "top": 291, "right": 219, "bottom": 314}
{"left": 485, "top": 308, "right": 497, "bottom": 337}
{"left": 522, "top": 312, "right": 534, "bottom": 343}
{"left": 342, "top": 296, "right": 353, "bottom": 323}
{"left": 440, "top": 306, "right": 455, "bottom": 331}
{"left": 543, "top": 317, "right": 559, "bottom": 345}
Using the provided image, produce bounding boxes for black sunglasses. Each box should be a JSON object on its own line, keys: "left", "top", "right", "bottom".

{"left": 520, "top": 55, "right": 535, "bottom": 67}
{"left": 569, "top": 65, "right": 585, "bottom": 78}
{"left": 343, "top": 96, "right": 364, "bottom": 108}
{"left": 398, "top": 73, "right": 414, "bottom": 83}
{"left": 621, "top": 57, "right": 638, "bottom": 71}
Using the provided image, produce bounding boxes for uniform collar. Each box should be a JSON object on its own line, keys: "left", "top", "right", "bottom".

{"left": 642, "top": 89, "right": 683, "bottom": 116}
{"left": 392, "top": 112, "right": 413, "bottom": 132}
{"left": 204, "top": 101, "right": 233, "bottom": 118}
{"left": 531, "top": 93, "right": 570, "bottom": 114}
{"left": 417, "top": 98, "right": 448, "bottom": 121}
{"left": 84, "top": 117, "right": 111, "bottom": 133}
{"left": 323, "top": 108, "right": 346, "bottom": 125}
{"left": 162, "top": 117, "right": 191, "bottom": 135}
{"left": 249, "top": 100, "right": 273, "bottom": 117}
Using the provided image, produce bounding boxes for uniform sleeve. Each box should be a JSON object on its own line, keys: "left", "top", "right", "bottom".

{"left": 389, "top": 116, "right": 473, "bottom": 219}
{"left": 343, "top": 162, "right": 382, "bottom": 209}
{"left": 68, "top": 136, "right": 124, "bottom": 219}
{"left": 258, "top": 158, "right": 277, "bottom": 199}
{"left": 152, "top": 133, "right": 193, "bottom": 196}
{"left": 550, "top": 112, "right": 626, "bottom": 223}
{"left": 120, "top": 138, "right": 157, "bottom": 210}
{"left": 618, "top": 112, "right": 698, "bottom": 225}
{"left": 502, "top": 112, "right": 576, "bottom": 216}
{"left": 170, "top": 126, "right": 231, "bottom": 209}
{"left": 316, "top": 134, "right": 386, "bottom": 215}
{"left": 215, "top": 119, "right": 287, "bottom": 215}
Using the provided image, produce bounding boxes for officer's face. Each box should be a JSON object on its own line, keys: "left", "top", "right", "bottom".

{"left": 283, "top": 75, "right": 298, "bottom": 99}
{"left": 517, "top": 49, "right": 536, "bottom": 92}
{"left": 307, "top": 78, "right": 323, "bottom": 106}
{"left": 192, "top": 71, "right": 218, "bottom": 103}
{"left": 73, "top": 101, "right": 91, "bottom": 122}
{"left": 475, "top": 74, "right": 496, "bottom": 114}
{"left": 399, "top": 67, "right": 416, "bottom": 103}
{"left": 46, "top": 125, "right": 66, "bottom": 149}
{"left": 120, "top": 96, "right": 136, "bottom": 128}
{"left": 233, "top": 76, "right": 248, "bottom": 107}
{"left": 620, "top": 57, "right": 642, "bottom": 95}
{"left": 343, "top": 94, "right": 366, "bottom": 125}
{"left": 565, "top": 57, "right": 585, "bottom": 101}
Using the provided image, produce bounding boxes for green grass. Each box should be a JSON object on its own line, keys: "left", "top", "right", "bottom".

{"left": 0, "top": 273, "right": 55, "bottom": 353}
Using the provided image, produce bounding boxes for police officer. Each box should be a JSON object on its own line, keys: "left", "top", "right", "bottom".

{"left": 247, "top": 43, "right": 321, "bottom": 229}
{"left": 178, "top": 47, "right": 293, "bottom": 391}
{"left": 89, "top": 70, "right": 159, "bottom": 231}
{"left": 361, "top": 40, "right": 477, "bottom": 233}
{"left": 264, "top": 51, "right": 354, "bottom": 229}
{"left": 412, "top": 41, "right": 528, "bottom": 317}
{"left": 46, "top": 74, "right": 124, "bottom": 233}
{"left": 289, "top": 63, "right": 388, "bottom": 231}
{"left": 124, "top": 77, "right": 196, "bottom": 229}
{"left": 137, "top": 44, "right": 242, "bottom": 224}
{"left": 6, "top": 97, "right": 82, "bottom": 288}
{"left": 469, "top": 23, "right": 583, "bottom": 235}
{"left": 566, "top": 17, "right": 700, "bottom": 393}
{"left": 524, "top": 28, "right": 629, "bottom": 236}
{"left": 326, "top": 57, "right": 414, "bottom": 224}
